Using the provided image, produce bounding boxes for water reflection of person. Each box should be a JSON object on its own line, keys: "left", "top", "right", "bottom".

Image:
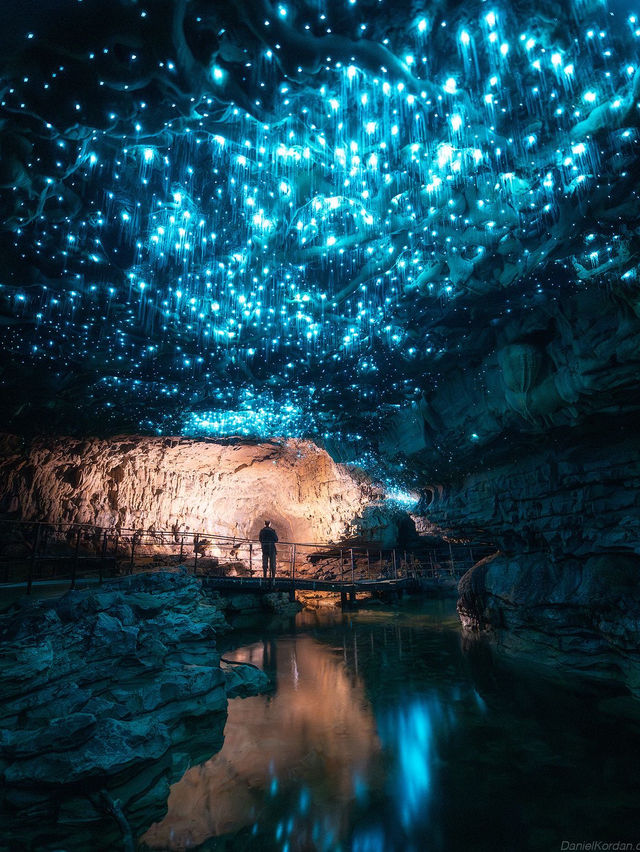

{"left": 259, "top": 520, "right": 278, "bottom": 581}
{"left": 262, "top": 636, "right": 278, "bottom": 676}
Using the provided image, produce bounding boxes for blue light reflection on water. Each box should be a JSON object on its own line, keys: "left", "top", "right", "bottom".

{"left": 143, "top": 601, "right": 640, "bottom": 852}
{"left": 378, "top": 697, "right": 440, "bottom": 830}
{"left": 351, "top": 826, "right": 387, "bottom": 852}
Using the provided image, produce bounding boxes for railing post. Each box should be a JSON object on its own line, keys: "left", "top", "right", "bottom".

{"left": 249, "top": 541, "right": 253, "bottom": 576}
{"left": 129, "top": 532, "right": 136, "bottom": 575}
{"left": 113, "top": 530, "right": 119, "bottom": 574}
{"left": 350, "top": 548, "right": 355, "bottom": 585}
{"left": 194, "top": 533, "right": 199, "bottom": 575}
{"left": 100, "top": 530, "right": 107, "bottom": 584}
{"left": 71, "top": 526, "right": 81, "bottom": 590}
{"left": 27, "top": 522, "right": 41, "bottom": 595}
{"left": 179, "top": 534, "right": 184, "bottom": 562}
{"left": 340, "top": 548, "right": 344, "bottom": 584}
{"left": 448, "top": 540, "right": 455, "bottom": 575}
{"left": 290, "top": 543, "right": 296, "bottom": 602}
{"left": 392, "top": 549, "right": 397, "bottom": 580}
{"left": 366, "top": 549, "right": 370, "bottom": 578}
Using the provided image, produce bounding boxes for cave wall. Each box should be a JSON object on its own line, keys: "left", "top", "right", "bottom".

{"left": 458, "top": 551, "right": 640, "bottom": 697}
{"left": 424, "top": 437, "right": 640, "bottom": 559}
{"left": 381, "top": 287, "right": 640, "bottom": 473}
{"left": 390, "top": 279, "right": 640, "bottom": 694}
{"left": 422, "top": 436, "right": 640, "bottom": 695}
{"left": 0, "top": 434, "right": 386, "bottom": 545}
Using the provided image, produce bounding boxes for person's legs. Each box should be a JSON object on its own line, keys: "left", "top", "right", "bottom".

{"left": 262, "top": 550, "right": 269, "bottom": 578}
{"left": 269, "top": 547, "right": 276, "bottom": 579}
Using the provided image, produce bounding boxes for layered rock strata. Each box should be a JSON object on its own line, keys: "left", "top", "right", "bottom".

{"left": 0, "top": 434, "right": 386, "bottom": 545}
{"left": 0, "top": 571, "right": 268, "bottom": 850}
{"left": 458, "top": 552, "right": 640, "bottom": 697}
{"left": 422, "top": 438, "right": 640, "bottom": 696}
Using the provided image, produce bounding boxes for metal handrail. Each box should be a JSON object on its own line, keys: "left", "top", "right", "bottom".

{"left": 0, "top": 516, "right": 487, "bottom": 594}
{"left": 0, "top": 517, "right": 382, "bottom": 551}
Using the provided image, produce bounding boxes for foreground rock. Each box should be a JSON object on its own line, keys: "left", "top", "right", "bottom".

{"left": 457, "top": 552, "right": 640, "bottom": 698}
{"left": 0, "top": 571, "right": 269, "bottom": 850}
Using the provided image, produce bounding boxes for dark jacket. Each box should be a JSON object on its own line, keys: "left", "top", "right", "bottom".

{"left": 259, "top": 526, "right": 278, "bottom": 551}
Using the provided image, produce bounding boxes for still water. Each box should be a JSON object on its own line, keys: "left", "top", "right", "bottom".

{"left": 142, "top": 600, "right": 640, "bottom": 852}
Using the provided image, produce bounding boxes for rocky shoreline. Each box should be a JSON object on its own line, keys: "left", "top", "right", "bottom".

{"left": 458, "top": 553, "right": 640, "bottom": 700}
{"left": 0, "top": 571, "right": 279, "bottom": 851}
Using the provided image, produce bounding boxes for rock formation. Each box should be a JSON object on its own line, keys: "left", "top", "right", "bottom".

{"left": 421, "top": 436, "right": 640, "bottom": 696}
{"left": 367, "top": 219, "right": 640, "bottom": 692}
{"left": 0, "top": 571, "right": 269, "bottom": 850}
{"left": 458, "top": 551, "right": 640, "bottom": 698}
{"left": 0, "top": 434, "right": 390, "bottom": 545}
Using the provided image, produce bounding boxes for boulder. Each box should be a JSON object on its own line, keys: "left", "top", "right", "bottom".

{"left": 222, "top": 661, "right": 271, "bottom": 698}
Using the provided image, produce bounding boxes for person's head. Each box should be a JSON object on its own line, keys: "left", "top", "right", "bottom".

{"left": 264, "top": 520, "right": 271, "bottom": 527}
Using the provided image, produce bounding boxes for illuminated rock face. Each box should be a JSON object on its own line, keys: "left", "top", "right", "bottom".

{"left": 0, "top": 435, "right": 382, "bottom": 544}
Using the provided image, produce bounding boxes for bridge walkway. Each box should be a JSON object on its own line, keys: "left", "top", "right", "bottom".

{"left": 0, "top": 519, "right": 489, "bottom": 597}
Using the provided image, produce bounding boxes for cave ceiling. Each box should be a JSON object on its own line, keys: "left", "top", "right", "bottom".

{"left": 1, "top": 0, "right": 639, "bottom": 478}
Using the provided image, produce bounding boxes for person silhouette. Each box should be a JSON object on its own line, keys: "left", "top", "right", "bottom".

{"left": 259, "top": 520, "right": 278, "bottom": 581}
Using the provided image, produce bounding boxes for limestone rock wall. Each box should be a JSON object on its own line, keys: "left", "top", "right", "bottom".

{"left": 0, "top": 435, "right": 383, "bottom": 545}
{"left": 457, "top": 552, "right": 640, "bottom": 698}
{"left": 376, "top": 246, "right": 640, "bottom": 692}
{"left": 380, "top": 287, "right": 640, "bottom": 480}
{"left": 423, "top": 438, "right": 640, "bottom": 559}
{"left": 421, "top": 437, "right": 640, "bottom": 695}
